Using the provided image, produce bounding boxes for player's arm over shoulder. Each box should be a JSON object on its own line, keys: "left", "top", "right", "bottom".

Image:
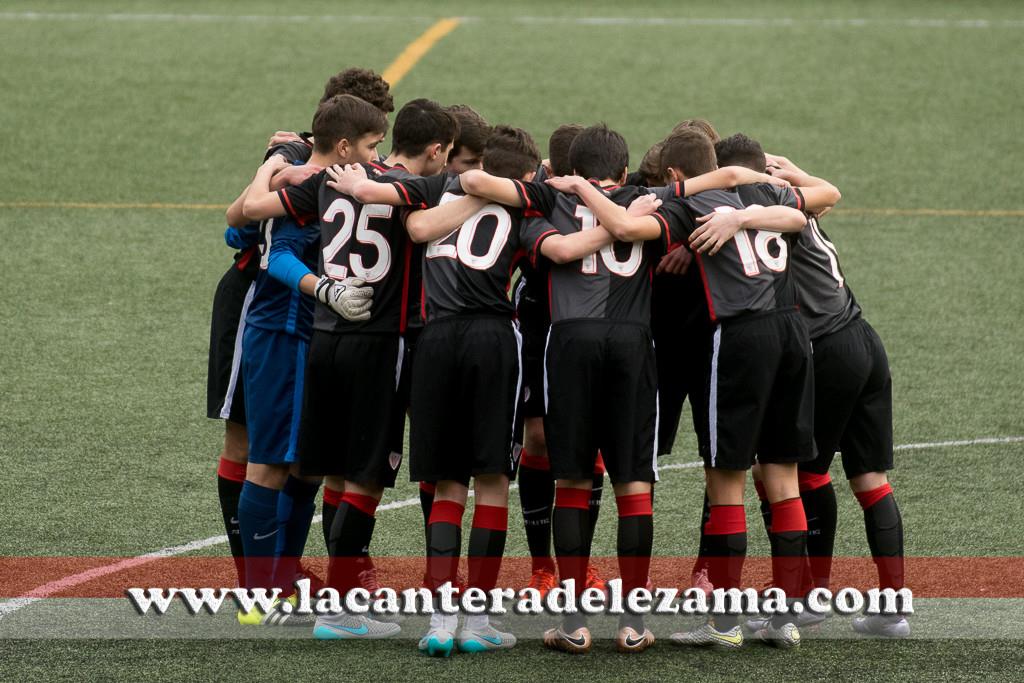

{"left": 459, "top": 170, "right": 527, "bottom": 207}
{"left": 405, "top": 194, "right": 490, "bottom": 244}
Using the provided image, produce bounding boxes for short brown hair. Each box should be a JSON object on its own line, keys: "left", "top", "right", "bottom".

{"left": 548, "top": 124, "right": 584, "bottom": 176}
{"left": 569, "top": 124, "right": 629, "bottom": 181}
{"left": 660, "top": 129, "right": 716, "bottom": 178}
{"left": 320, "top": 68, "right": 394, "bottom": 113}
{"left": 714, "top": 133, "right": 767, "bottom": 172}
{"left": 446, "top": 104, "right": 492, "bottom": 161}
{"left": 671, "top": 118, "right": 720, "bottom": 144}
{"left": 311, "top": 94, "right": 388, "bottom": 155}
{"left": 638, "top": 141, "right": 668, "bottom": 187}
{"left": 391, "top": 98, "right": 459, "bottom": 157}
{"left": 482, "top": 125, "right": 541, "bottom": 180}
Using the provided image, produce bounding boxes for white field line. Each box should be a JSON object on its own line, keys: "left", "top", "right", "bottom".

{"left": 1, "top": 13, "right": 1023, "bottom": 29}
{"left": 0, "top": 435, "right": 1020, "bottom": 620}
{"left": 658, "top": 435, "right": 1024, "bottom": 472}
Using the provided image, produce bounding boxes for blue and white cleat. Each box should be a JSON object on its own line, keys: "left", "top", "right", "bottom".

{"left": 419, "top": 628, "right": 456, "bottom": 657}
{"left": 458, "top": 622, "right": 517, "bottom": 653}
{"left": 313, "top": 611, "right": 401, "bottom": 639}
{"left": 419, "top": 614, "right": 459, "bottom": 657}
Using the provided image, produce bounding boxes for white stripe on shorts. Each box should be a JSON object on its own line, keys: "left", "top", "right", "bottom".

{"left": 542, "top": 325, "right": 553, "bottom": 414}
{"left": 219, "top": 281, "right": 256, "bottom": 420}
{"left": 395, "top": 336, "right": 406, "bottom": 391}
{"left": 510, "top": 321, "right": 524, "bottom": 467}
{"left": 708, "top": 325, "right": 722, "bottom": 467}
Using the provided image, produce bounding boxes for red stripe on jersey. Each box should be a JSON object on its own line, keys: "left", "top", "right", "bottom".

{"left": 513, "top": 179, "right": 532, "bottom": 211}
{"left": 532, "top": 229, "right": 558, "bottom": 266}
{"left": 793, "top": 187, "right": 806, "bottom": 212}
{"left": 235, "top": 247, "right": 255, "bottom": 272}
{"left": 674, "top": 181, "right": 683, "bottom": 198}
{"left": 694, "top": 252, "right": 718, "bottom": 322}
{"left": 279, "top": 188, "right": 299, "bottom": 219}
{"left": 653, "top": 212, "right": 670, "bottom": 247}
{"left": 420, "top": 280, "right": 427, "bottom": 323}
{"left": 368, "top": 162, "right": 389, "bottom": 173}
{"left": 394, "top": 181, "right": 413, "bottom": 205}
{"left": 547, "top": 271, "right": 553, "bottom": 315}
{"left": 400, "top": 237, "right": 412, "bottom": 333}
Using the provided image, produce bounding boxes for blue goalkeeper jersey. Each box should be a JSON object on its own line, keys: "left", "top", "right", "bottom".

{"left": 244, "top": 142, "right": 319, "bottom": 340}
{"left": 244, "top": 216, "right": 319, "bottom": 340}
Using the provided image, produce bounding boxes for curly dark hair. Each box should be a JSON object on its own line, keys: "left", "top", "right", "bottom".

{"left": 320, "top": 68, "right": 394, "bottom": 113}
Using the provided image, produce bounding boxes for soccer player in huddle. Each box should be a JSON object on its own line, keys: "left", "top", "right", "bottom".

{"left": 210, "top": 67, "right": 394, "bottom": 589}
{"left": 328, "top": 124, "right": 650, "bottom": 655}
{"left": 414, "top": 103, "right": 494, "bottom": 545}
{"left": 548, "top": 128, "right": 812, "bottom": 650}
{"left": 224, "top": 94, "right": 384, "bottom": 625}
{"left": 461, "top": 124, "right": 790, "bottom": 654}
{"left": 515, "top": 123, "right": 610, "bottom": 599}
{"left": 715, "top": 134, "right": 907, "bottom": 638}
{"left": 242, "top": 98, "right": 461, "bottom": 639}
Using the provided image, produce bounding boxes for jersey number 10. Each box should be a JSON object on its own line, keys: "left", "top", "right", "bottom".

{"left": 576, "top": 205, "right": 643, "bottom": 277}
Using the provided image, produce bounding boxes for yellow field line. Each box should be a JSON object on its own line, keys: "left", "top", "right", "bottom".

{"left": 2, "top": 201, "right": 1022, "bottom": 218}
{"left": 0, "top": 201, "right": 224, "bottom": 210}
{"left": 834, "top": 207, "right": 1024, "bottom": 218}
{"left": 381, "top": 17, "right": 461, "bottom": 86}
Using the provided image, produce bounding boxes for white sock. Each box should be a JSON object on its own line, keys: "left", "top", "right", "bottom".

{"left": 430, "top": 611, "right": 459, "bottom": 631}
{"left": 465, "top": 614, "right": 490, "bottom": 632}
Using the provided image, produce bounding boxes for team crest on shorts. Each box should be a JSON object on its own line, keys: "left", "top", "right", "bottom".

{"left": 388, "top": 451, "right": 403, "bottom": 471}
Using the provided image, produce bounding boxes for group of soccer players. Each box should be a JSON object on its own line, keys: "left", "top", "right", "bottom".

{"left": 206, "top": 65, "right": 908, "bottom": 656}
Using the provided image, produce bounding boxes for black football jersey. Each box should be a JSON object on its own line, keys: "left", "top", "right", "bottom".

{"left": 731, "top": 184, "right": 859, "bottom": 337}
{"left": 657, "top": 185, "right": 806, "bottom": 322}
{"left": 418, "top": 176, "right": 529, "bottom": 321}
{"left": 514, "top": 180, "right": 683, "bottom": 325}
{"left": 277, "top": 163, "right": 445, "bottom": 334}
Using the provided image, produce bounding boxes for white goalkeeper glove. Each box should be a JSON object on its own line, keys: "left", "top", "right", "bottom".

{"left": 314, "top": 276, "right": 373, "bottom": 322}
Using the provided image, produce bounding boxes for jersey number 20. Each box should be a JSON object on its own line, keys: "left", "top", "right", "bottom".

{"left": 425, "top": 194, "right": 512, "bottom": 270}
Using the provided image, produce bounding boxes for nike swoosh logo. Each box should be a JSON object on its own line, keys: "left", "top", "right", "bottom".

{"left": 480, "top": 635, "right": 503, "bottom": 645}
{"left": 522, "top": 506, "right": 552, "bottom": 515}
{"left": 230, "top": 517, "right": 239, "bottom": 525}
{"left": 625, "top": 634, "right": 647, "bottom": 647}
{"left": 253, "top": 530, "right": 279, "bottom": 540}
{"left": 714, "top": 631, "right": 743, "bottom": 645}
{"left": 336, "top": 624, "right": 369, "bottom": 636}
{"left": 561, "top": 632, "right": 587, "bottom": 647}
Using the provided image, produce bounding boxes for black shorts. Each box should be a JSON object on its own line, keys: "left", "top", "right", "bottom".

{"left": 799, "top": 317, "right": 894, "bottom": 478}
{"left": 697, "top": 309, "right": 816, "bottom": 470}
{"left": 297, "top": 331, "right": 409, "bottom": 486}
{"left": 651, "top": 272, "right": 711, "bottom": 455}
{"left": 206, "top": 264, "right": 256, "bottom": 425}
{"left": 518, "top": 314, "right": 550, "bottom": 419}
{"left": 544, "top": 320, "right": 658, "bottom": 484}
{"left": 410, "top": 316, "right": 521, "bottom": 482}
